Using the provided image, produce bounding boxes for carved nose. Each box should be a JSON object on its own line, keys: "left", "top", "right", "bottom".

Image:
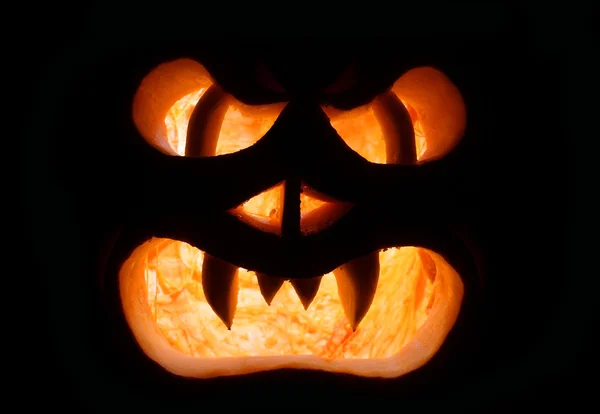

{"left": 259, "top": 100, "right": 347, "bottom": 241}
{"left": 274, "top": 102, "right": 326, "bottom": 241}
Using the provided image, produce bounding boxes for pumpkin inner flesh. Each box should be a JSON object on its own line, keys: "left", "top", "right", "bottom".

{"left": 125, "top": 60, "right": 466, "bottom": 378}
{"left": 130, "top": 239, "right": 441, "bottom": 360}
{"left": 131, "top": 88, "right": 461, "bottom": 366}
{"left": 165, "top": 90, "right": 280, "bottom": 157}
{"left": 324, "top": 105, "right": 427, "bottom": 163}
{"left": 165, "top": 89, "right": 427, "bottom": 164}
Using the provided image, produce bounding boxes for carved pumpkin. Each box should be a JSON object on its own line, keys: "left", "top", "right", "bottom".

{"left": 116, "top": 54, "right": 469, "bottom": 379}
{"left": 25, "top": 6, "right": 576, "bottom": 409}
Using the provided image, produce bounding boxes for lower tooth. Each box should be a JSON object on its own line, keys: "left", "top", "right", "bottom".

{"left": 256, "top": 273, "right": 285, "bottom": 305}
{"left": 201, "top": 254, "right": 239, "bottom": 330}
{"left": 333, "top": 251, "right": 380, "bottom": 331}
{"left": 290, "top": 276, "right": 323, "bottom": 310}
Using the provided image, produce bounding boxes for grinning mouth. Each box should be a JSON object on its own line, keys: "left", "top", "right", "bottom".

{"left": 119, "top": 238, "right": 464, "bottom": 379}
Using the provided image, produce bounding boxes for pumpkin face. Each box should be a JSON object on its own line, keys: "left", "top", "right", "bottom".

{"left": 116, "top": 49, "right": 470, "bottom": 379}
{"left": 25, "top": 7, "right": 575, "bottom": 408}
{"left": 23, "top": 30, "right": 490, "bottom": 407}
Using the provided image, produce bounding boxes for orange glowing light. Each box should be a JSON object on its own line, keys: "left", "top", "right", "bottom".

{"left": 165, "top": 89, "right": 428, "bottom": 165}
{"left": 132, "top": 59, "right": 465, "bottom": 163}
{"left": 325, "top": 105, "right": 426, "bottom": 163}
{"left": 124, "top": 59, "right": 467, "bottom": 379}
{"left": 120, "top": 239, "right": 463, "bottom": 378}
{"left": 160, "top": 88, "right": 425, "bottom": 230}
{"left": 165, "top": 91, "right": 280, "bottom": 157}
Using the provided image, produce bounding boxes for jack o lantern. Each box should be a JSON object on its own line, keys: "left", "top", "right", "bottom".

{"left": 24, "top": 7, "right": 576, "bottom": 408}
{"left": 117, "top": 55, "right": 469, "bottom": 379}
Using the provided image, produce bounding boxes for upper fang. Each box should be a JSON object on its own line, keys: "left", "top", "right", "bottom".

{"left": 333, "top": 251, "right": 380, "bottom": 331}
{"left": 201, "top": 253, "right": 239, "bottom": 329}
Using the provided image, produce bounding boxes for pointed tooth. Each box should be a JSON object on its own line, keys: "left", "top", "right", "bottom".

{"left": 201, "top": 254, "right": 239, "bottom": 330}
{"left": 256, "top": 273, "right": 285, "bottom": 305}
{"left": 290, "top": 277, "right": 323, "bottom": 310}
{"left": 333, "top": 251, "right": 380, "bottom": 331}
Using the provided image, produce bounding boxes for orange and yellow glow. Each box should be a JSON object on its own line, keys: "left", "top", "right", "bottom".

{"left": 164, "top": 89, "right": 206, "bottom": 155}
{"left": 126, "top": 60, "right": 466, "bottom": 378}
{"left": 326, "top": 105, "right": 427, "bottom": 163}
{"left": 162, "top": 90, "right": 419, "bottom": 231}
{"left": 238, "top": 183, "right": 327, "bottom": 221}
{"left": 164, "top": 91, "right": 280, "bottom": 157}
{"left": 300, "top": 192, "right": 327, "bottom": 215}
{"left": 239, "top": 184, "right": 283, "bottom": 219}
{"left": 120, "top": 238, "right": 463, "bottom": 378}
{"left": 164, "top": 89, "right": 427, "bottom": 165}
{"left": 143, "top": 240, "right": 436, "bottom": 359}
{"left": 125, "top": 238, "right": 462, "bottom": 356}
{"left": 391, "top": 67, "right": 466, "bottom": 161}
{"left": 133, "top": 60, "right": 464, "bottom": 163}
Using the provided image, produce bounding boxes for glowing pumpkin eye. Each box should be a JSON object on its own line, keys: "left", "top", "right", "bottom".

{"left": 132, "top": 58, "right": 283, "bottom": 157}
{"left": 323, "top": 104, "right": 388, "bottom": 164}
{"left": 324, "top": 66, "right": 466, "bottom": 164}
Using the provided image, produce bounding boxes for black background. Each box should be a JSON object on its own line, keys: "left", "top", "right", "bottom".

{"left": 18, "top": 1, "right": 592, "bottom": 412}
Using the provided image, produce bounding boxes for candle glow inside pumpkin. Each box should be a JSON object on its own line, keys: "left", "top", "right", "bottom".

{"left": 123, "top": 59, "right": 467, "bottom": 378}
